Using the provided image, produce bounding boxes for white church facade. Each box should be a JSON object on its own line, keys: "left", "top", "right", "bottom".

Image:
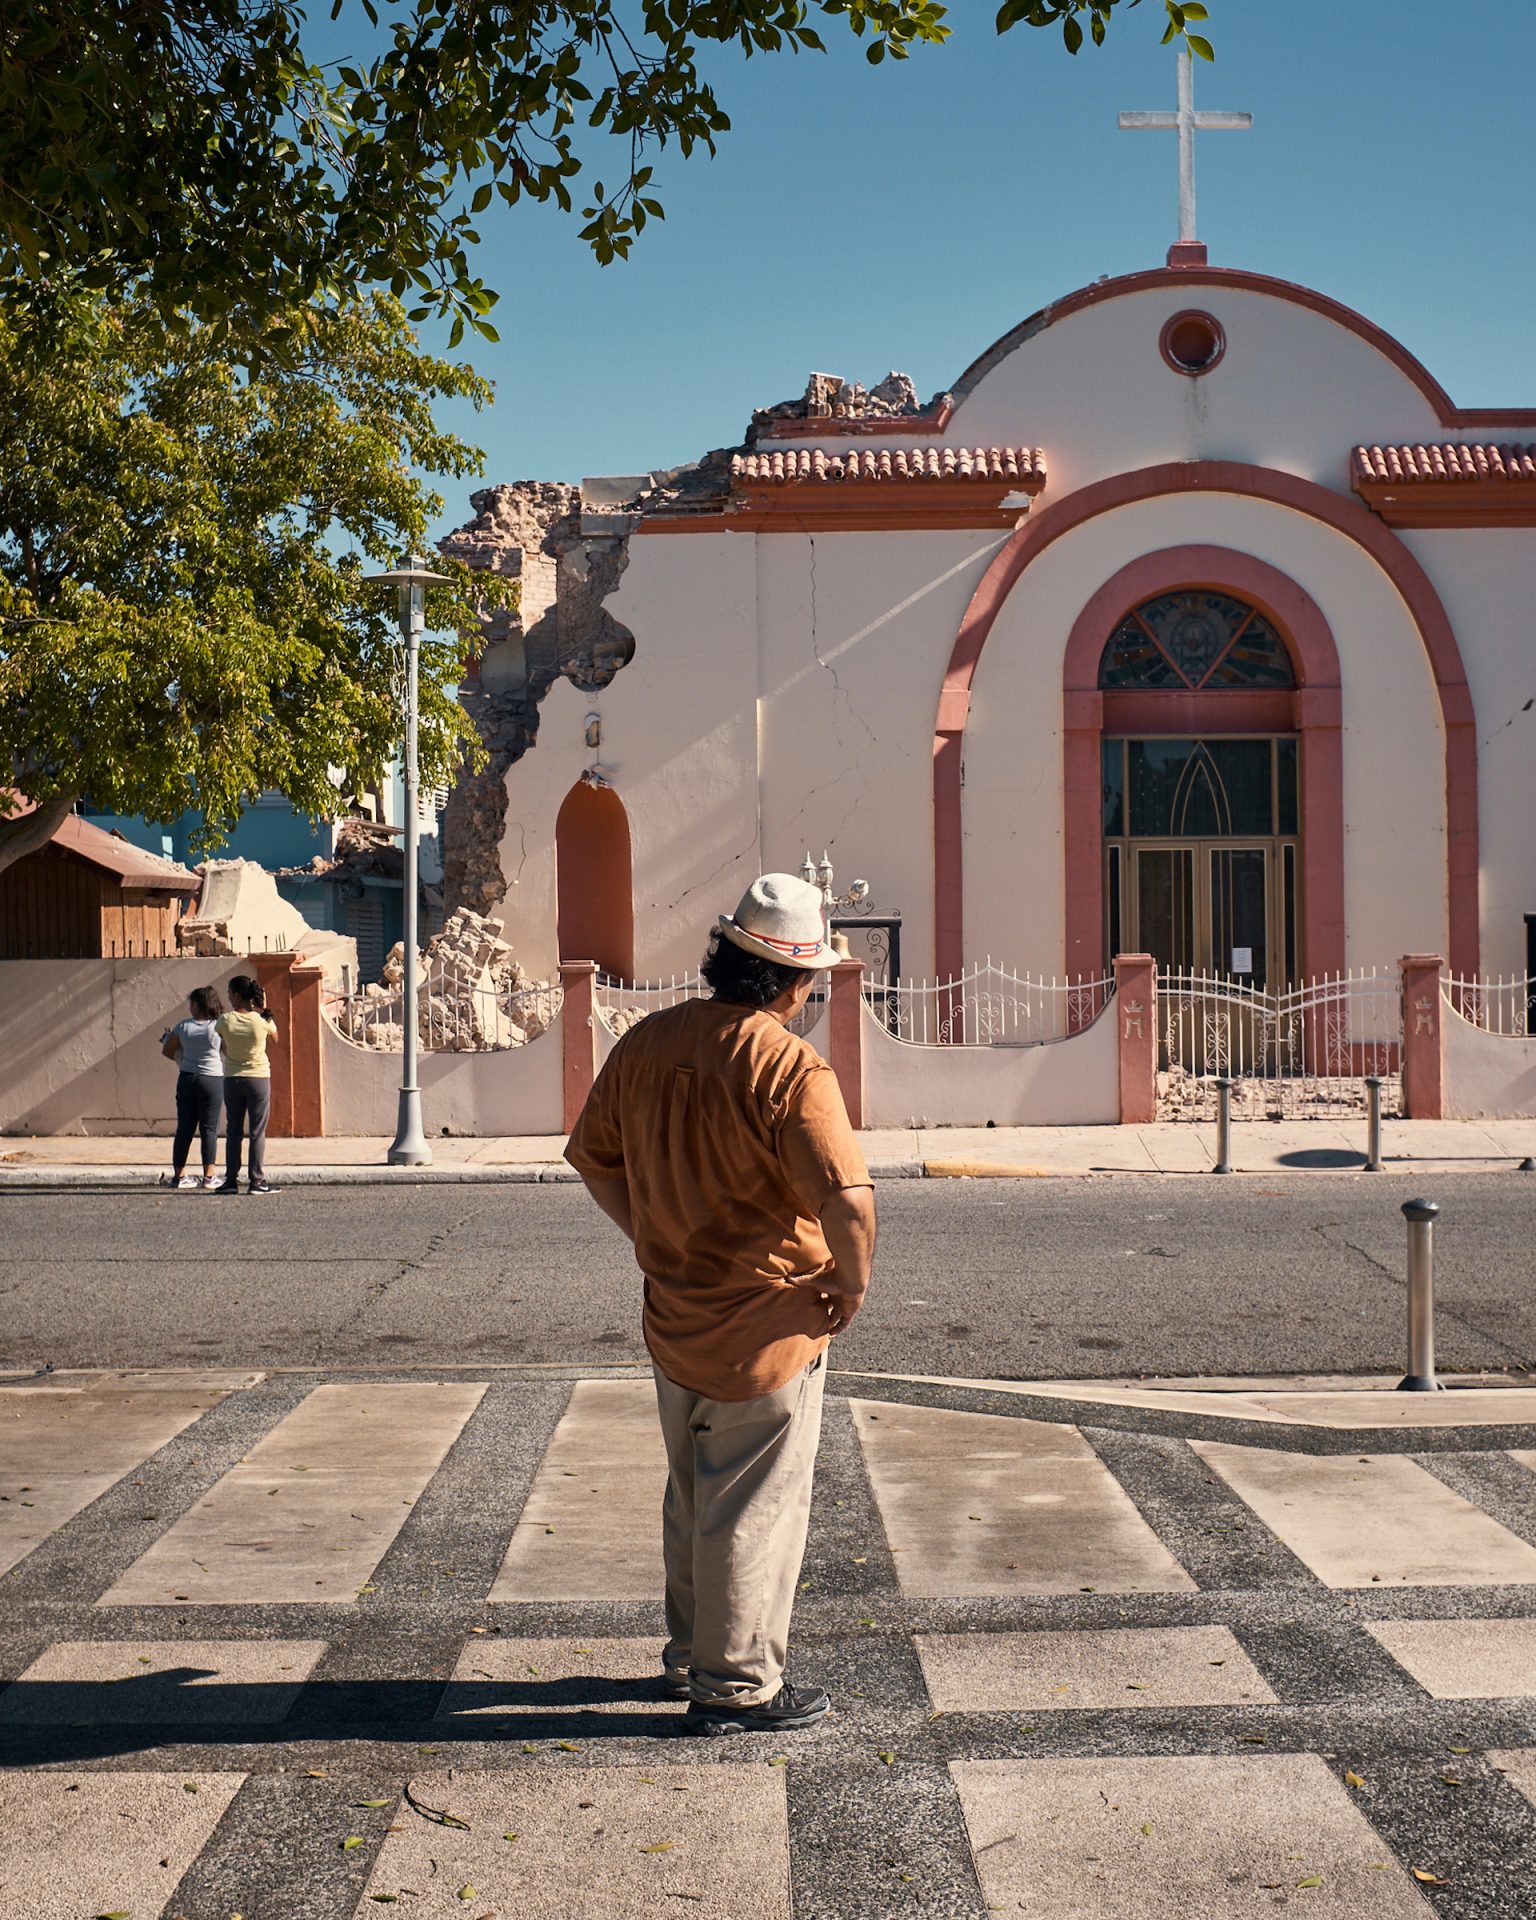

{"left": 461, "top": 249, "right": 1535, "bottom": 1000}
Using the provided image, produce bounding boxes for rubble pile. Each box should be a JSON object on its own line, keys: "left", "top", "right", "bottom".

{"left": 336, "top": 907, "right": 554, "bottom": 1053}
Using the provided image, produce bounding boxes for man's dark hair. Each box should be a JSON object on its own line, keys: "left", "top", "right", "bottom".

{"left": 700, "top": 930, "right": 807, "bottom": 1009}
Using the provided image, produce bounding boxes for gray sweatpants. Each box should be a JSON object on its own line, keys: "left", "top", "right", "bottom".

{"left": 652, "top": 1353, "right": 826, "bottom": 1708}
{"left": 224, "top": 1077, "right": 271, "bottom": 1183}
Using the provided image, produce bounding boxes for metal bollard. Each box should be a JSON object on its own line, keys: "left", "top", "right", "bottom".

{"left": 1363, "top": 1075, "right": 1383, "bottom": 1172}
{"left": 1397, "top": 1198, "right": 1444, "bottom": 1392}
{"left": 1213, "top": 1077, "right": 1234, "bottom": 1174}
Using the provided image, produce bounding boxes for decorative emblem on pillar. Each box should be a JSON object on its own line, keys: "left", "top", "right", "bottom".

{"left": 1413, "top": 996, "right": 1436, "bottom": 1036}
{"left": 1124, "top": 999, "right": 1145, "bottom": 1039}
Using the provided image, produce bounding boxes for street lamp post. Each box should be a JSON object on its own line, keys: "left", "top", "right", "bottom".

{"left": 364, "top": 554, "right": 449, "bottom": 1166}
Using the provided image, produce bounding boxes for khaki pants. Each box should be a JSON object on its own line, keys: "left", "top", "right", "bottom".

{"left": 652, "top": 1354, "right": 826, "bottom": 1708}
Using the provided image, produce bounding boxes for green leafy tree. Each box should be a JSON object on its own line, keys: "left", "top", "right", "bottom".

{"left": 0, "top": 290, "right": 508, "bottom": 876}
{"left": 0, "top": 0, "right": 1212, "bottom": 352}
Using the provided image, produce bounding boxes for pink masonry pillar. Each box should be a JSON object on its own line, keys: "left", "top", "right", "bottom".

{"left": 1115, "top": 952, "right": 1158, "bottom": 1125}
{"left": 1400, "top": 954, "right": 1446, "bottom": 1120}
{"left": 560, "top": 961, "right": 601, "bottom": 1134}
{"left": 826, "top": 957, "right": 866, "bottom": 1130}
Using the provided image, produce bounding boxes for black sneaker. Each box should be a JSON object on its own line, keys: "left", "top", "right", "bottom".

{"left": 683, "top": 1682, "right": 830, "bottom": 1736}
{"left": 216, "top": 1181, "right": 241, "bottom": 1195}
{"left": 248, "top": 1180, "right": 277, "bottom": 1195}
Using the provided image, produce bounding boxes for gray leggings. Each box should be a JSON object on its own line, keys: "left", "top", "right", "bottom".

{"left": 224, "top": 1077, "right": 272, "bottom": 1183}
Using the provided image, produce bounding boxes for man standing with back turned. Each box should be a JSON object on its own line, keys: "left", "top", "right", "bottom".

{"left": 566, "top": 873, "right": 877, "bottom": 1735}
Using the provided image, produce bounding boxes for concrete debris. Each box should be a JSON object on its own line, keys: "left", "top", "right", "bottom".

{"left": 751, "top": 369, "right": 942, "bottom": 429}
{"left": 276, "top": 817, "right": 402, "bottom": 884}
{"left": 176, "top": 858, "right": 357, "bottom": 987}
{"left": 1158, "top": 1065, "right": 1380, "bottom": 1123}
{"left": 437, "top": 481, "right": 637, "bottom": 919}
{"left": 334, "top": 907, "right": 554, "bottom": 1054}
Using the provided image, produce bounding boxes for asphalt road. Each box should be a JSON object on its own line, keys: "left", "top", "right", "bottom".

{"left": 3, "top": 1175, "right": 1534, "bottom": 1379}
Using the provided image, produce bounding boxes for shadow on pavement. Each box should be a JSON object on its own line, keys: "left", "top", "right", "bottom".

{"left": 0, "top": 1673, "right": 686, "bottom": 1761}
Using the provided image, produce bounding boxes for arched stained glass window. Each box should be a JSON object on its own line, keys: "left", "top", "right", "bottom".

{"left": 1098, "top": 590, "right": 1295, "bottom": 691}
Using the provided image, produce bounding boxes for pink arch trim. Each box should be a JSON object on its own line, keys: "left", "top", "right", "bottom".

{"left": 1061, "top": 547, "right": 1345, "bottom": 981}
{"left": 933, "top": 461, "right": 1479, "bottom": 981}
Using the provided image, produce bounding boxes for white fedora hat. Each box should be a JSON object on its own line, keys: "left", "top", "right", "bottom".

{"left": 718, "top": 873, "right": 833, "bottom": 970}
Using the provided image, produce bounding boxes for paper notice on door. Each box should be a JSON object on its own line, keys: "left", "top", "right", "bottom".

{"left": 1231, "top": 946, "right": 1254, "bottom": 973}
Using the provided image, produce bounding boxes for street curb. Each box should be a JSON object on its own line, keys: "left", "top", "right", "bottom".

{"left": 0, "top": 1164, "right": 574, "bottom": 1190}
{"left": 0, "top": 1161, "right": 933, "bottom": 1191}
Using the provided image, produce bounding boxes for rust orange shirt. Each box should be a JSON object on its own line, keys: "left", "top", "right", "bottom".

{"left": 564, "top": 998, "right": 872, "bottom": 1400}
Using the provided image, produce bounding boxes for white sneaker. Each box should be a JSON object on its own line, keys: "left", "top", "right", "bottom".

{"left": 176, "top": 1173, "right": 202, "bottom": 1190}
{"left": 201, "top": 1173, "right": 221, "bottom": 1192}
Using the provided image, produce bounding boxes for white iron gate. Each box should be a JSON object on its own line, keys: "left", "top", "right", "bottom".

{"left": 1158, "top": 969, "right": 1403, "bottom": 1120}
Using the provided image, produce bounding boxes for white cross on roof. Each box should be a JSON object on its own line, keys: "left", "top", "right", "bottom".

{"left": 1119, "top": 49, "right": 1252, "bottom": 246}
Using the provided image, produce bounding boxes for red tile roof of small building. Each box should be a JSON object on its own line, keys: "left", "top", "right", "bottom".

{"left": 732, "top": 446, "right": 1046, "bottom": 487}
{"left": 1353, "top": 443, "right": 1536, "bottom": 484}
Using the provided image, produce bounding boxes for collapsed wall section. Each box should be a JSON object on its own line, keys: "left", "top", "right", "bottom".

{"left": 438, "top": 480, "right": 636, "bottom": 917}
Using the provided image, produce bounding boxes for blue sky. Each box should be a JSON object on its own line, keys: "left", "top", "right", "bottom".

{"left": 404, "top": 0, "right": 1535, "bottom": 536}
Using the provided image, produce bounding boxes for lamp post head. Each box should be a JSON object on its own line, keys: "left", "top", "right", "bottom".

{"left": 363, "top": 554, "right": 451, "bottom": 638}
{"left": 361, "top": 552, "right": 452, "bottom": 590}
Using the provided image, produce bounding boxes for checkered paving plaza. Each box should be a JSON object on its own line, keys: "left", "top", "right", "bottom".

{"left": 5, "top": 1370, "right": 1536, "bottom": 1917}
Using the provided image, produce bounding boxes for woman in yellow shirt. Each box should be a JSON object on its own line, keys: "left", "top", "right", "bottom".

{"left": 215, "top": 976, "right": 279, "bottom": 1194}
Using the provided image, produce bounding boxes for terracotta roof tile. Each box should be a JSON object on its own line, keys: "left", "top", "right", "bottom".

{"left": 1353, "top": 443, "right": 1536, "bottom": 484}
{"left": 1352, "top": 443, "right": 1536, "bottom": 527}
{"left": 731, "top": 446, "right": 1046, "bottom": 486}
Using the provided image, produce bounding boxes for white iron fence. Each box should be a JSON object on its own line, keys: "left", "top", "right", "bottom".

{"left": 1445, "top": 973, "right": 1536, "bottom": 1037}
{"left": 865, "top": 963, "right": 1114, "bottom": 1048}
{"left": 595, "top": 971, "right": 828, "bottom": 1039}
{"left": 1158, "top": 969, "right": 1402, "bottom": 1120}
{"left": 330, "top": 967, "right": 562, "bottom": 1053}
{"left": 595, "top": 972, "right": 708, "bottom": 1037}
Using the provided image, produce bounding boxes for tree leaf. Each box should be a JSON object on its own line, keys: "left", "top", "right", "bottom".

{"left": 638, "top": 1842, "right": 673, "bottom": 1853}
{"left": 1296, "top": 1877, "right": 1322, "bottom": 1889}
{"left": 343, "top": 1836, "right": 365, "bottom": 1851}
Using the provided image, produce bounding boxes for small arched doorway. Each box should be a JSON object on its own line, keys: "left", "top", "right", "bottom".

{"left": 555, "top": 778, "right": 635, "bottom": 982}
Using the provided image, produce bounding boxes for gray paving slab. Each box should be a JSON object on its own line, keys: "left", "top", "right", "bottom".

{"left": 916, "top": 1625, "right": 1277, "bottom": 1712}
{"left": 98, "top": 1381, "right": 486, "bottom": 1605}
{"left": 0, "top": 1372, "right": 248, "bottom": 1577}
{"left": 850, "top": 1400, "right": 1195, "bottom": 1596}
{"left": 490, "top": 1379, "right": 667, "bottom": 1601}
{"left": 0, "top": 1767, "right": 245, "bottom": 1920}
{"left": 435, "top": 1635, "right": 678, "bottom": 1723}
{"left": 352, "top": 1765, "right": 791, "bottom": 1917}
{"left": 0, "top": 1636, "right": 328, "bottom": 1725}
{"left": 1193, "top": 1442, "right": 1536, "bottom": 1587}
{"left": 951, "top": 1753, "right": 1434, "bottom": 1917}
{"left": 1368, "top": 1618, "right": 1536, "bottom": 1699}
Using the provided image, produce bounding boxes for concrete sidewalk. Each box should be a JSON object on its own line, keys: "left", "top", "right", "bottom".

{"left": 5, "top": 1364, "right": 1536, "bottom": 1918}
{"left": 1, "top": 1117, "right": 1533, "bottom": 1187}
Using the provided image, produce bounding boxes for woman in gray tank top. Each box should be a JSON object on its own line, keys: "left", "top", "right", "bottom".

{"left": 161, "top": 985, "right": 226, "bottom": 1190}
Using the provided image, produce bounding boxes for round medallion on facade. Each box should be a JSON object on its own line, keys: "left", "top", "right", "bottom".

{"left": 1160, "top": 310, "right": 1226, "bottom": 375}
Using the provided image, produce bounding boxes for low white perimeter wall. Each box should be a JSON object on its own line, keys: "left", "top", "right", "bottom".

{"left": 1444, "top": 1003, "right": 1536, "bottom": 1120}
{"left": 322, "top": 1012, "right": 565, "bottom": 1136}
{"left": 863, "top": 997, "right": 1120, "bottom": 1128}
{"left": 0, "top": 959, "right": 245, "bottom": 1135}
